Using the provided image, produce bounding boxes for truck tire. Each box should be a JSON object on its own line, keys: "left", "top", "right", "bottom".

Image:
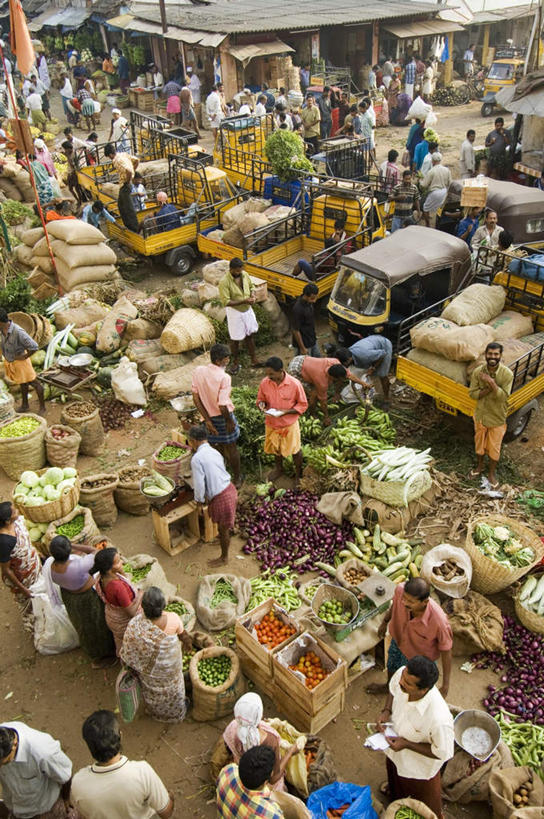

{"left": 505, "top": 405, "right": 536, "bottom": 441}
{"left": 481, "top": 102, "right": 494, "bottom": 118}
{"left": 168, "top": 248, "right": 195, "bottom": 276}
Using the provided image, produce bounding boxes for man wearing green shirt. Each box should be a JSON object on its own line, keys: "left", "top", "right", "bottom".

{"left": 300, "top": 94, "right": 321, "bottom": 155}
{"left": 218, "top": 258, "right": 262, "bottom": 374}
{"left": 468, "top": 342, "right": 513, "bottom": 488}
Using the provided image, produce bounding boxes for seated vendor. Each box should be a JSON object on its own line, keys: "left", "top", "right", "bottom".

{"left": 288, "top": 353, "right": 371, "bottom": 425}
{"left": 292, "top": 219, "right": 351, "bottom": 280}
{"left": 142, "top": 191, "right": 181, "bottom": 234}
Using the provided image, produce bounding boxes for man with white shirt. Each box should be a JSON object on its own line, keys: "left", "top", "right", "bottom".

{"left": 254, "top": 94, "right": 267, "bottom": 116}
{"left": 187, "top": 67, "right": 201, "bottom": 104}
{"left": 25, "top": 86, "right": 46, "bottom": 129}
{"left": 382, "top": 57, "right": 394, "bottom": 88}
{"left": 459, "top": 128, "right": 476, "bottom": 178}
{"left": 472, "top": 208, "right": 504, "bottom": 249}
{"left": 59, "top": 73, "right": 73, "bottom": 118}
{"left": 463, "top": 43, "right": 475, "bottom": 77}
{"left": 376, "top": 656, "right": 454, "bottom": 818}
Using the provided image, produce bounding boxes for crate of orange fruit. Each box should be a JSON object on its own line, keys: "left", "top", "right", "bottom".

{"left": 235, "top": 598, "right": 300, "bottom": 676}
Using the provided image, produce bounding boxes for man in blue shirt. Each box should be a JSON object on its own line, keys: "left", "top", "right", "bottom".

{"left": 82, "top": 200, "right": 116, "bottom": 230}
{"left": 155, "top": 192, "right": 180, "bottom": 232}
{"left": 404, "top": 55, "right": 416, "bottom": 99}
{"left": 456, "top": 206, "right": 481, "bottom": 248}
{"left": 340, "top": 334, "right": 393, "bottom": 400}
{"left": 117, "top": 48, "right": 130, "bottom": 94}
{"left": 262, "top": 84, "right": 276, "bottom": 112}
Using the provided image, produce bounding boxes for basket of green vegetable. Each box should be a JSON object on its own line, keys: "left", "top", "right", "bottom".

{"left": 196, "top": 574, "right": 251, "bottom": 631}
{"left": 12, "top": 466, "right": 80, "bottom": 523}
{"left": 151, "top": 440, "right": 191, "bottom": 484}
{"left": 164, "top": 596, "right": 196, "bottom": 631}
{"left": 311, "top": 583, "right": 359, "bottom": 632}
{"left": 515, "top": 571, "right": 544, "bottom": 634}
{"left": 44, "top": 505, "right": 100, "bottom": 547}
{"left": 0, "top": 414, "right": 47, "bottom": 480}
{"left": 466, "top": 515, "right": 544, "bottom": 594}
{"left": 189, "top": 646, "right": 244, "bottom": 721}
{"left": 383, "top": 798, "right": 438, "bottom": 818}
{"left": 359, "top": 446, "right": 433, "bottom": 508}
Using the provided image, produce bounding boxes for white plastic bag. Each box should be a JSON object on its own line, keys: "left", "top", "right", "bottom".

{"left": 111, "top": 356, "right": 147, "bottom": 406}
{"left": 406, "top": 96, "right": 431, "bottom": 120}
{"left": 30, "top": 570, "right": 79, "bottom": 655}
{"left": 421, "top": 543, "right": 472, "bottom": 598}
{"left": 425, "top": 110, "right": 438, "bottom": 128}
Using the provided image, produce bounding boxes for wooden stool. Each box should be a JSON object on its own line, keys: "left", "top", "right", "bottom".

{"left": 152, "top": 499, "right": 200, "bottom": 557}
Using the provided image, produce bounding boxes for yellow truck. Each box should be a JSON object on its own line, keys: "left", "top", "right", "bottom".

{"left": 396, "top": 246, "right": 544, "bottom": 440}
{"left": 214, "top": 114, "right": 274, "bottom": 192}
{"left": 100, "top": 155, "right": 244, "bottom": 275}
{"left": 197, "top": 178, "right": 387, "bottom": 300}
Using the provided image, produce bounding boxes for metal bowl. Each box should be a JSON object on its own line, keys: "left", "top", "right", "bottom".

{"left": 139, "top": 475, "right": 176, "bottom": 509}
{"left": 69, "top": 353, "right": 94, "bottom": 368}
{"left": 453, "top": 709, "right": 501, "bottom": 761}
{"left": 311, "top": 583, "right": 360, "bottom": 632}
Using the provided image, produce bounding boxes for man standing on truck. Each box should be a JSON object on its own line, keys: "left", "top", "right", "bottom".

{"left": 468, "top": 341, "right": 513, "bottom": 488}
{"left": 104, "top": 143, "right": 139, "bottom": 234}
{"left": 291, "top": 282, "right": 321, "bottom": 357}
{"left": 340, "top": 334, "right": 393, "bottom": 402}
{"left": 218, "top": 258, "right": 263, "bottom": 375}
{"left": 301, "top": 94, "right": 321, "bottom": 156}
{"left": 472, "top": 208, "right": 504, "bottom": 250}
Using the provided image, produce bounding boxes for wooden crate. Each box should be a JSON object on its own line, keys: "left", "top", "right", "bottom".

{"left": 152, "top": 500, "right": 200, "bottom": 557}
{"left": 129, "top": 88, "right": 155, "bottom": 111}
{"left": 235, "top": 598, "right": 299, "bottom": 674}
{"left": 273, "top": 683, "right": 345, "bottom": 733}
{"left": 239, "top": 653, "right": 276, "bottom": 699}
{"left": 461, "top": 181, "right": 488, "bottom": 207}
{"left": 272, "top": 632, "right": 347, "bottom": 716}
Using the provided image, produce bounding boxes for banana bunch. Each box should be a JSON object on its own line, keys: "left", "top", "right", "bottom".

{"left": 301, "top": 443, "right": 344, "bottom": 474}
{"left": 300, "top": 415, "right": 323, "bottom": 441}
{"left": 344, "top": 525, "right": 423, "bottom": 583}
{"left": 356, "top": 406, "right": 396, "bottom": 444}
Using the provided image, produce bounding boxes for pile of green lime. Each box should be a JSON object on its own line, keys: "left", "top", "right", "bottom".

{"left": 318, "top": 599, "right": 353, "bottom": 624}
{"left": 198, "top": 654, "right": 232, "bottom": 687}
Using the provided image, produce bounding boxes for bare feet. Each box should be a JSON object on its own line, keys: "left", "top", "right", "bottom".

{"left": 268, "top": 468, "right": 283, "bottom": 482}
{"left": 208, "top": 556, "right": 228, "bottom": 567}
{"left": 91, "top": 656, "right": 118, "bottom": 669}
{"left": 16, "top": 405, "right": 30, "bottom": 414}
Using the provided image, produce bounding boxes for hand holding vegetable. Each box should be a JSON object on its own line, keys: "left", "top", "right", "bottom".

{"left": 377, "top": 709, "right": 391, "bottom": 732}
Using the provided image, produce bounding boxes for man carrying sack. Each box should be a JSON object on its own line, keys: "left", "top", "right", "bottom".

{"left": 468, "top": 341, "right": 513, "bottom": 489}
{"left": 0, "top": 310, "right": 45, "bottom": 415}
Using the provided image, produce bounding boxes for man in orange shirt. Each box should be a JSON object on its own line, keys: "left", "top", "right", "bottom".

{"left": 288, "top": 353, "right": 370, "bottom": 425}
{"left": 256, "top": 357, "right": 308, "bottom": 485}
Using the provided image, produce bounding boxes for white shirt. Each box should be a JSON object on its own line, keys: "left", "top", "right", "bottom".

{"left": 239, "top": 103, "right": 252, "bottom": 116}
{"left": 420, "top": 152, "right": 433, "bottom": 176}
{"left": 111, "top": 116, "right": 128, "bottom": 142}
{"left": 153, "top": 70, "right": 164, "bottom": 88}
{"left": 188, "top": 73, "right": 201, "bottom": 104}
{"left": 206, "top": 90, "right": 224, "bottom": 125}
{"left": 60, "top": 78, "right": 73, "bottom": 99}
{"left": 191, "top": 441, "right": 231, "bottom": 503}
{"left": 26, "top": 92, "right": 43, "bottom": 112}
{"left": 22, "top": 78, "right": 32, "bottom": 97}
{"left": 459, "top": 138, "right": 475, "bottom": 176}
{"left": 472, "top": 223, "right": 503, "bottom": 249}
{"left": 464, "top": 49, "right": 474, "bottom": 63}
{"left": 71, "top": 756, "right": 169, "bottom": 819}
{"left": 255, "top": 102, "right": 267, "bottom": 116}
{"left": 0, "top": 722, "right": 72, "bottom": 818}
{"left": 33, "top": 77, "right": 45, "bottom": 95}
{"left": 386, "top": 668, "right": 454, "bottom": 779}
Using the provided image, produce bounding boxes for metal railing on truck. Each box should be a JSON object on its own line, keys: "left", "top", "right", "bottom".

{"left": 475, "top": 246, "right": 544, "bottom": 316}
{"left": 313, "top": 137, "right": 373, "bottom": 180}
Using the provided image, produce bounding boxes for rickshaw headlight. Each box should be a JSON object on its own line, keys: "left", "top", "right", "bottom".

{"left": 527, "top": 218, "right": 544, "bottom": 234}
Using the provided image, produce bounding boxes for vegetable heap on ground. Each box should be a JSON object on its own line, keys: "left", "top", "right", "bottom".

{"left": 337, "top": 526, "right": 422, "bottom": 582}
{"left": 473, "top": 523, "right": 535, "bottom": 568}
{"left": 495, "top": 711, "right": 544, "bottom": 773}
{"left": 198, "top": 654, "right": 231, "bottom": 687}
{"left": 210, "top": 579, "right": 237, "bottom": 609}
{"left": 238, "top": 489, "right": 352, "bottom": 574}
{"left": 247, "top": 567, "right": 301, "bottom": 612}
{"left": 14, "top": 467, "right": 77, "bottom": 507}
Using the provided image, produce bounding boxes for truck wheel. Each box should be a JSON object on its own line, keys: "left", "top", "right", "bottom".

{"left": 505, "top": 408, "right": 533, "bottom": 441}
{"left": 169, "top": 249, "right": 194, "bottom": 276}
{"left": 481, "top": 103, "right": 494, "bottom": 117}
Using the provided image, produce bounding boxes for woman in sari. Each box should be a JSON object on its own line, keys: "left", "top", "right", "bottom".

{"left": 27, "top": 155, "right": 55, "bottom": 206}
{"left": 387, "top": 75, "right": 401, "bottom": 123}
{"left": 93, "top": 547, "right": 142, "bottom": 655}
{"left": 120, "top": 587, "right": 190, "bottom": 723}
{"left": 0, "top": 501, "right": 41, "bottom": 632}
{"left": 48, "top": 535, "right": 115, "bottom": 667}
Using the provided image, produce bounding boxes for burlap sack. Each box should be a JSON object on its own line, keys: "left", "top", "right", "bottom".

{"left": 14, "top": 244, "right": 33, "bottom": 266}
{"left": 139, "top": 354, "right": 191, "bottom": 376}
{"left": 152, "top": 440, "right": 192, "bottom": 483}
{"left": 46, "top": 220, "right": 105, "bottom": 244}
{"left": 196, "top": 574, "right": 251, "bottom": 631}
{"left": 411, "top": 318, "right": 495, "bottom": 362}
{"left": 152, "top": 352, "right": 211, "bottom": 400}
{"left": 209, "top": 735, "right": 231, "bottom": 782}
{"left": 240, "top": 212, "right": 270, "bottom": 235}
{"left": 336, "top": 558, "right": 372, "bottom": 591}
{"left": 31, "top": 256, "right": 54, "bottom": 274}
{"left": 442, "top": 742, "right": 513, "bottom": 803}
{"left": 489, "top": 767, "right": 544, "bottom": 819}
{"left": 180, "top": 289, "right": 201, "bottom": 308}
{"left": 79, "top": 473, "right": 119, "bottom": 527}
{"left": 56, "top": 261, "right": 117, "bottom": 292}
{"left": 45, "top": 425, "right": 81, "bottom": 469}
{"left": 32, "top": 236, "right": 58, "bottom": 258}
{"left": 0, "top": 179, "right": 23, "bottom": 200}
{"left": 54, "top": 241, "right": 116, "bottom": 270}
{"left": 361, "top": 484, "right": 437, "bottom": 534}
{"left": 96, "top": 295, "right": 138, "bottom": 353}
{"left": 189, "top": 646, "right": 245, "bottom": 721}
{"left": 61, "top": 402, "right": 105, "bottom": 456}
{"left": 53, "top": 300, "right": 108, "bottom": 330}
{"left": 127, "top": 339, "right": 164, "bottom": 363}
{"left": 443, "top": 591, "right": 504, "bottom": 656}
{"left": 271, "top": 792, "right": 311, "bottom": 819}
{"left": 406, "top": 348, "right": 468, "bottom": 385}
{"left": 317, "top": 492, "right": 364, "bottom": 526}
{"left": 44, "top": 505, "right": 99, "bottom": 547}
{"left": 197, "top": 282, "right": 220, "bottom": 304}
{"left": 123, "top": 553, "right": 176, "bottom": 599}
{"left": 421, "top": 544, "right": 472, "bottom": 599}
{"left": 383, "top": 798, "right": 438, "bottom": 818}
{"left": 114, "top": 464, "right": 152, "bottom": 516}
{"left": 202, "top": 302, "right": 227, "bottom": 323}
{"left": 511, "top": 809, "right": 544, "bottom": 818}
{"left": 124, "top": 319, "right": 162, "bottom": 341}
{"left": 441, "top": 283, "right": 506, "bottom": 326}
{"left": 488, "top": 310, "right": 534, "bottom": 341}
{"left": 222, "top": 200, "right": 249, "bottom": 229}
{"left": 203, "top": 260, "right": 229, "bottom": 286}
{"left": 23, "top": 227, "right": 45, "bottom": 248}
{"left": 222, "top": 225, "right": 244, "bottom": 248}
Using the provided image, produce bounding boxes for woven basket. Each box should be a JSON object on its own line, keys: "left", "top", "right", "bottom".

{"left": 160, "top": 308, "right": 215, "bottom": 354}
{"left": 359, "top": 468, "right": 432, "bottom": 508}
{"left": 465, "top": 515, "right": 544, "bottom": 594}
{"left": 0, "top": 413, "right": 47, "bottom": 480}
{"left": 151, "top": 440, "right": 192, "bottom": 484}
{"left": 8, "top": 311, "right": 36, "bottom": 337}
{"left": 514, "top": 571, "right": 544, "bottom": 635}
{"left": 13, "top": 467, "right": 80, "bottom": 524}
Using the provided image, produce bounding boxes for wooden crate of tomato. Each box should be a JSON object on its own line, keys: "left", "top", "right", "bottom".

{"left": 272, "top": 680, "right": 345, "bottom": 734}
{"left": 235, "top": 598, "right": 299, "bottom": 674}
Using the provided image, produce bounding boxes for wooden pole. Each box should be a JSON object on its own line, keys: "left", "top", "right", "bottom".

{"left": 158, "top": 0, "right": 168, "bottom": 34}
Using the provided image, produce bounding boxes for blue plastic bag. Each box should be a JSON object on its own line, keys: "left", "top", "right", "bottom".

{"left": 306, "top": 781, "right": 378, "bottom": 819}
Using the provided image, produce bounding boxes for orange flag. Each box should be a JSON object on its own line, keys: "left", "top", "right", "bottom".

{"left": 9, "top": 0, "right": 35, "bottom": 77}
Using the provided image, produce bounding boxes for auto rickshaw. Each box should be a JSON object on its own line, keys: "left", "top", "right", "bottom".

{"left": 480, "top": 50, "right": 525, "bottom": 117}
{"left": 327, "top": 226, "right": 471, "bottom": 347}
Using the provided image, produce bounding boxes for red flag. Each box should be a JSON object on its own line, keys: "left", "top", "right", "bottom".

{"left": 9, "top": 0, "right": 35, "bottom": 77}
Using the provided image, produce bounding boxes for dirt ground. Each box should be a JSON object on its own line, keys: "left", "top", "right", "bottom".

{"left": 0, "top": 95, "right": 536, "bottom": 817}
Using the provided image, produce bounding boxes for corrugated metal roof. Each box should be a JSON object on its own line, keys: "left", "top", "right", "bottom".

{"left": 106, "top": 13, "right": 227, "bottom": 44}
{"left": 471, "top": 3, "right": 537, "bottom": 25}
{"left": 383, "top": 19, "right": 464, "bottom": 38}
{"left": 28, "top": 7, "right": 59, "bottom": 30}
{"left": 28, "top": 5, "right": 91, "bottom": 29}
{"left": 128, "top": 0, "right": 433, "bottom": 35}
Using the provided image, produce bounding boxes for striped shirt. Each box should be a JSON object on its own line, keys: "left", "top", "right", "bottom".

{"left": 405, "top": 60, "right": 416, "bottom": 85}
{"left": 216, "top": 764, "right": 283, "bottom": 819}
{"left": 389, "top": 182, "right": 420, "bottom": 219}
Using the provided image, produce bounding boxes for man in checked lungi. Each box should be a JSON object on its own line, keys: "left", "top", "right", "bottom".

{"left": 191, "top": 343, "right": 241, "bottom": 486}
{"left": 188, "top": 426, "right": 238, "bottom": 566}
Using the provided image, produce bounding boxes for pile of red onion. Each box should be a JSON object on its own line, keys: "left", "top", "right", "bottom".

{"left": 473, "top": 615, "right": 544, "bottom": 723}
{"left": 237, "top": 489, "right": 352, "bottom": 573}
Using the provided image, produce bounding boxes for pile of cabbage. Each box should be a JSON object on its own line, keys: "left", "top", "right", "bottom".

{"left": 14, "top": 467, "right": 78, "bottom": 507}
{"left": 473, "top": 522, "right": 535, "bottom": 568}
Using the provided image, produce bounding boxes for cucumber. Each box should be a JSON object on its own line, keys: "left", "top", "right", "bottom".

{"left": 346, "top": 540, "right": 364, "bottom": 559}
{"left": 383, "top": 561, "right": 405, "bottom": 577}
{"left": 67, "top": 332, "right": 78, "bottom": 349}
{"left": 409, "top": 562, "right": 419, "bottom": 577}
{"left": 386, "top": 546, "right": 398, "bottom": 562}
{"left": 373, "top": 524, "right": 381, "bottom": 551}
{"left": 390, "top": 568, "right": 408, "bottom": 581}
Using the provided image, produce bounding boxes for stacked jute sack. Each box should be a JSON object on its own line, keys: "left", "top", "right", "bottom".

{"left": 0, "top": 160, "right": 46, "bottom": 203}
{"left": 99, "top": 160, "right": 170, "bottom": 203}
{"left": 14, "top": 221, "right": 120, "bottom": 295}
{"left": 212, "top": 197, "right": 297, "bottom": 249}
{"left": 407, "top": 284, "right": 540, "bottom": 385}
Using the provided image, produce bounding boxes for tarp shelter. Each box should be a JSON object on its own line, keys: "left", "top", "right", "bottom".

{"left": 227, "top": 39, "right": 295, "bottom": 66}
{"left": 28, "top": 5, "right": 91, "bottom": 30}
{"left": 382, "top": 19, "right": 464, "bottom": 38}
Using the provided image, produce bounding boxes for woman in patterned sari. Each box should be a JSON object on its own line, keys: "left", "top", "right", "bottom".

{"left": 93, "top": 547, "right": 142, "bottom": 655}
{"left": 120, "top": 587, "right": 190, "bottom": 723}
{"left": 0, "top": 501, "right": 41, "bottom": 632}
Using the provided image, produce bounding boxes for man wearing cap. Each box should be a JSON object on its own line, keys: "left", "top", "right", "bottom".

{"left": 0, "top": 310, "right": 45, "bottom": 415}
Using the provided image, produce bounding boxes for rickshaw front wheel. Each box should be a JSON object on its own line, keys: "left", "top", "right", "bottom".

{"left": 481, "top": 102, "right": 494, "bottom": 117}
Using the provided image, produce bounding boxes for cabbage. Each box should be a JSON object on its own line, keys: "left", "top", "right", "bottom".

{"left": 39, "top": 474, "right": 47, "bottom": 487}
{"left": 14, "top": 483, "right": 29, "bottom": 496}
{"left": 63, "top": 467, "right": 77, "bottom": 479}
{"left": 44, "top": 467, "right": 64, "bottom": 486}
{"left": 43, "top": 485, "right": 61, "bottom": 501}
{"left": 57, "top": 478, "right": 76, "bottom": 493}
{"left": 20, "top": 471, "right": 40, "bottom": 488}
{"left": 24, "top": 496, "right": 45, "bottom": 506}
{"left": 29, "top": 527, "right": 42, "bottom": 542}
{"left": 28, "top": 487, "right": 44, "bottom": 498}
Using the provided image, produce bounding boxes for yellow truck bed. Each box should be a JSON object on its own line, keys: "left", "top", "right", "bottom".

{"left": 108, "top": 213, "right": 217, "bottom": 256}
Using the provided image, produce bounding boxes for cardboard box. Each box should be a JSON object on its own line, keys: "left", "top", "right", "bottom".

{"left": 249, "top": 275, "right": 268, "bottom": 302}
{"left": 460, "top": 179, "right": 488, "bottom": 208}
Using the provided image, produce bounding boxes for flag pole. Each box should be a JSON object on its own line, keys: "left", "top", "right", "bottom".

{"left": 0, "top": 38, "right": 61, "bottom": 294}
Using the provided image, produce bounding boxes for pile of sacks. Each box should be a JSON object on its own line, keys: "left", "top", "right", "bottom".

{"left": 99, "top": 158, "right": 170, "bottom": 202}
{"left": 13, "top": 221, "right": 119, "bottom": 295}
{"left": 215, "top": 197, "right": 296, "bottom": 248}
{"left": 407, "top": 284, "right": 539, "bottom": 385}
{"left": 0, "top": 160, "right": 49, "bottom": 203}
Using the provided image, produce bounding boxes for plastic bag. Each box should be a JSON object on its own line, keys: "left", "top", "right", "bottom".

{"left": 406, "top": 95, "right": 431, "bottom": 120}
{"left": 29, "top": 573, "right": 79, "bottom": 655}
{"left": 425, "top": 110, "right": 438, "bottom": 128}
{"left": 111, "top": 356, "right": 147, "bottom": 406}
{"left": 421, "top": 543, "right": 472, "bottom": 598}
{"left": 306, "top": 782, "right": 377, "bottom": 819}
{"left": 116, "top": 667, "right": 142, "bottom": 723}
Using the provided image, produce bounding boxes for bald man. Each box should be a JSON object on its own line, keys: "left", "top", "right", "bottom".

{"left": 143, "top": 191, "right": 181, "bottom": 234}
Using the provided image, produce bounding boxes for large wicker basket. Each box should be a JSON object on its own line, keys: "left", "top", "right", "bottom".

{"left": 0, "top": 413, "right": 47, "bottom": 480}
{"left": 465, "top": 515, "right": 544, "bottom": 594}
{"left": 13, "top": 468, "right": 80, "bottom": 524}
{"left": 359, "top": 468, "right": 432, "bottom": 508}
{"left": 514, "top": 571, "right": 544, "bottom": 635}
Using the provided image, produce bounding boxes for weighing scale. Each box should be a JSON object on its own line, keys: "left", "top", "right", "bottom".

{"left": 335, "top": 573, "right": 395, "bottom": 642}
